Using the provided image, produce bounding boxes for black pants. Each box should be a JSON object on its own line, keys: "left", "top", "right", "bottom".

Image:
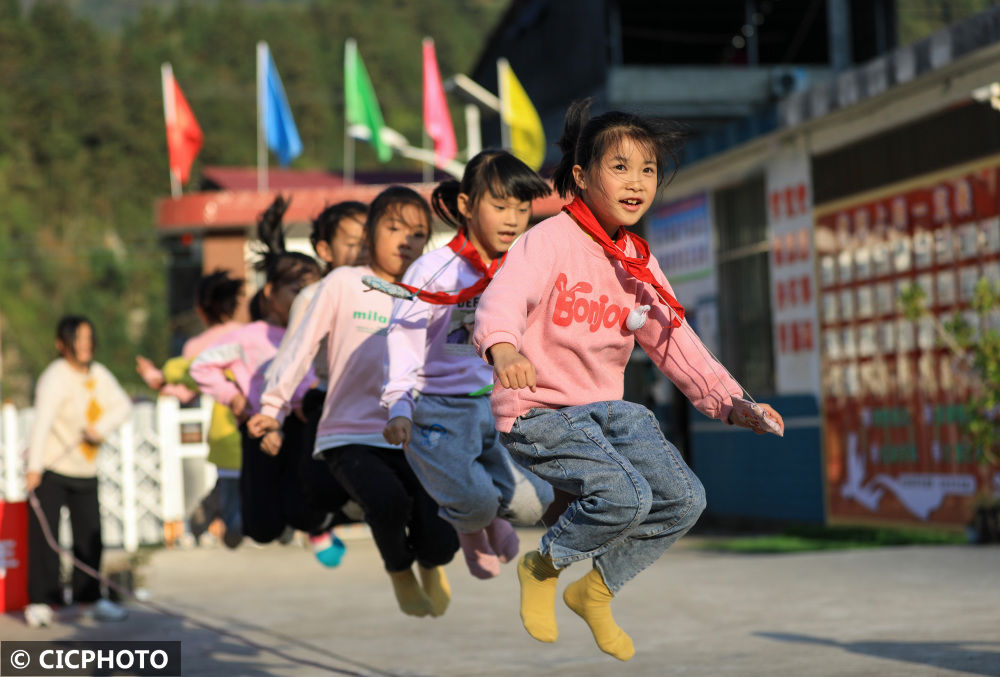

{"left": 323, "top": 444, "right": 458, "bottom": 572}
{"left": 28, "top": 471, "right": 102, "bottom": 605}
{"left": 240, "top": 391, "right": 355, "bottom": 543}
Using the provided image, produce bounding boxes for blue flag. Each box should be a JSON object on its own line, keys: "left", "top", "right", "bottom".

{"left": 263, "top": 46, "right": 302, "bottom": 166}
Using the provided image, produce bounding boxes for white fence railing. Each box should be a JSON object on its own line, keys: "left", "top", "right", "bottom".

{"left": 0, "top": 396, "right": 216, "bottom": 552}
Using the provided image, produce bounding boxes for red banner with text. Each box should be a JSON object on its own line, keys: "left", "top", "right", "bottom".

{"left": 816, "top": 163, "right": 1000, "bottom": 526}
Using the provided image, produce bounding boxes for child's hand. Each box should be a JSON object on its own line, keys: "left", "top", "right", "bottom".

{"left": 383, "top": 417, "right": 412, "bottom": 448}
{"left": 489, "top": 343, "right": 537, "bottom": 392}
{"left": 230, "top": 393, "right": 248, "bottom": 421}
{"left": 135, "top": 356, "right": 164, "bottom": 390}
{"left": 729, "top": 401, "right": 785, "bottom": 436}
{"left": 247, "top": 413, "right": 280, "bottom": 438}
{"left": 261, "top": 431, "right": 284, "bottom": 456}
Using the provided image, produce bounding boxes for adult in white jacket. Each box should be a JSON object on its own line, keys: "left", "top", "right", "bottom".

{"left": 24, "top": 316, "right": 132, "bottom": 627}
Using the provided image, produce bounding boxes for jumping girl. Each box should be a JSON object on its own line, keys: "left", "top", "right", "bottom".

{"left": 190, "top": 197, "right": 323, "bottom": 548}
{"left": 248, "top": 186, "right": 458, "bottom": 618}
{"left": 263, "top": 201, "right": 369, "bottom": 564}
{"left": 474, "top": 100, "right": 784, "bottom": 661}
{"left": 380, "top": 150, "right": 554, "bottom": 580}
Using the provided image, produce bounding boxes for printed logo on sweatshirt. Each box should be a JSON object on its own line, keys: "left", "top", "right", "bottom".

{"left": 354, "top": 308, "right": 390, "bottom": 336}
{"left": 551, "top": 273, "right": 630, "bottom": 333}
{"left": 446, "top": 297, "right": 479, "bottom": 346}
{"left": 353, "top": 309, "right": 390, "bottom": 324}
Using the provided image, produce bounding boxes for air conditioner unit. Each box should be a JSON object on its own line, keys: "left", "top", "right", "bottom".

{"left": 771, "top": 67, "right": 809, "bottom": 99}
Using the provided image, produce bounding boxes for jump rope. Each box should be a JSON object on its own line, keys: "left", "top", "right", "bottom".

{"left": 23, "top": 488, "right": 391, "bottom": 676}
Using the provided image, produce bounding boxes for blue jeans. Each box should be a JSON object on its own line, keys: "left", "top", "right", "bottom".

{"left": 500, "top": 400, "right": 706, "bottom": 594}
{"left": 406, "top": 394, "right": 553, "bottom": 533}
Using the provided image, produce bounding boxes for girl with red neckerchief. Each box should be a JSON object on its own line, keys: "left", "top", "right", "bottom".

{"left": 473, "top": 100, "right": 784, "bottom": 661}
{"left": 380, "top": 150, "right": 554, "bottom": 581}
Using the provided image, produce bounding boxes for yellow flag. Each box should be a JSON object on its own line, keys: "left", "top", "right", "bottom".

{"left": 498, "top": 59, "right": 546, "bottom": 170}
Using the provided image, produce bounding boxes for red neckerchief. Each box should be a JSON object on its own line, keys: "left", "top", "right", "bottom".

{"left": 396, "top": 229, "right": 505, "bottom": 305}
{"left": 563, "top": 196, "right": 685, "bottom": 328}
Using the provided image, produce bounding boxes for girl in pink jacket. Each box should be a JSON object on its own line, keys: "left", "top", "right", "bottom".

{"left": 474, "top": 100, "right": 784, "bottom": 661}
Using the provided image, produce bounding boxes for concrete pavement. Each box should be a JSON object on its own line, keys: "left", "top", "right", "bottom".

{"left": 1, "top": 529, "right": 998, "bottom": 676}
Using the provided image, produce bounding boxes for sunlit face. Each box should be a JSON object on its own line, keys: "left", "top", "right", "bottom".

{"left": 265, "top": 269, "right": 320, "bottom": 327}
{"left": 318, "top": 215, "right": 366, "bottom": 269}
{"left": 370, "top": 204, "right": 430, "bottom": 281}
{"left": 59, "top": 322, "right": 94, "bottom": 368}
{"left": 459, "top": 191, "right": 531, "bottom": 263}
{"left": 573, "top": 136, "right": 658, "bottom": 236}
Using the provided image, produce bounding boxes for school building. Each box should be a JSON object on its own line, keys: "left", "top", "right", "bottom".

{"left": 470, "top": 1, "right": 1000, "bottom": 529}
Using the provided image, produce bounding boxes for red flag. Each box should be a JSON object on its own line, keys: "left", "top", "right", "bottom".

{"left": 162, "top": 64, "right": 203, "bottom": 185}
{"left": 422, "top": 38, "right": 457, "bottom": 169}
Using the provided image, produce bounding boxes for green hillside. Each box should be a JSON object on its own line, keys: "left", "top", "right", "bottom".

{"left": 0, "top": 0, "right": 506, "bottom": 404}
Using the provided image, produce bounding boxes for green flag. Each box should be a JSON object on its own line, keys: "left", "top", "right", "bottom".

{"left": 344, "top": 38, "right": 391, "bottom": 163}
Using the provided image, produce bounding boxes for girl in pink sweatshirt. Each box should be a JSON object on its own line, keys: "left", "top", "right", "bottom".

{"left": 473, "top": 100, "right": 785, "bottom": 661}
{"left": 191, "top": 197, "right": 322, "bottom": 545}
{"left": 380, "top": 150, "right": 554, "bottom": 580}
{"left": 248, "top": 187, "right": 459, "bottom": 619}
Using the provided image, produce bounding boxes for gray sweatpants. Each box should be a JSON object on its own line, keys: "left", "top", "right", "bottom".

{"left": 405, "top": 394, "right": 553, "bottom": 533}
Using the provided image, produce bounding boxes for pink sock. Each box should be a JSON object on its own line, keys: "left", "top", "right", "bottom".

{"left": 485, "top": 517, "right": 519, "bottom": 563}
{"left": 457, "top": 529, "right": 500, "bottom": 579}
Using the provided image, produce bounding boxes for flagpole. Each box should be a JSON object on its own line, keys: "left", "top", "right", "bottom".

{"left": 497, "top": 58, "right": 511, "bottom": 150}
{"left": 422, "top": 36, "right": 435, "bottom": 183}
{"left": 344, "top": 39, "right": 355, "bottom": 185}
{"left": 422, "top": 127, "right": 433, "bottom": 183}
{"left": 464, "top": 104, "right": 481, "bottom": 159}
{"left": 161, "top": 63, "right": 181, "bottom": 199}
{"left": 256, "top": 41, "right": 268, "bottom": 193}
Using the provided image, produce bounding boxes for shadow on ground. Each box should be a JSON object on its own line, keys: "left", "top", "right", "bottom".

{"left": 757, "top": 632, "right": 1000, "bottom": 677}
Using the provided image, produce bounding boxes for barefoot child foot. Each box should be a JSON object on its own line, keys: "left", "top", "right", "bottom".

{"left": 517, "top": 550, "right": 561, "bottom": 642}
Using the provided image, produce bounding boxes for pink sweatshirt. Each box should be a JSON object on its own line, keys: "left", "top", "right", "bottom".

{"left": 473, "top": 211, "right": 742, "bottom": 433}
{"left": 190, "top": 321, "right": 313, "bottom": 416}
{"left": 381, "top": 244, "right": 494, "bottom": 420}
{"left": 260, "top": 265, "right": 396, "bottom": 454}
{"left": 158, "top": 320, "right": 244, "bottom": 402}
{"left": 183, "top": 321, "right": 243, "bottom": 359}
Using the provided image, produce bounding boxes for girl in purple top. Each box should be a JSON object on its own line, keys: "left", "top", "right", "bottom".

{"left": 380, "top": 150, "right": 554, "bottom": 580}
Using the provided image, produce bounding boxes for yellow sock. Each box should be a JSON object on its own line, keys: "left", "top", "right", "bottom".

{"left": 563, "top": 568, "right": 635, "bottom": 661}
{"left": 517, "top": 550, "right": 561, "bottom": 643}
{"left": 418, "top": 565, "right": 451, "bottom": 617}
{"left": 388, "top": 568, "right": 432, "bottom": 617}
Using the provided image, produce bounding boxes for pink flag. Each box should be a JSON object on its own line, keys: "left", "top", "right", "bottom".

{"left": 422, "top": 38, "right": 457, "bottom": 169}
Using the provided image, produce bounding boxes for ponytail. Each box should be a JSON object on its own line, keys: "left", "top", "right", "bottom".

{"left": 551, "top": 98, "right": 592, "bottom": 199}
{"left": 431, "top": 179, "right": 463, "bottom": 228}
{"left": 253, "top": 195, "right": 321, "bottom": 287}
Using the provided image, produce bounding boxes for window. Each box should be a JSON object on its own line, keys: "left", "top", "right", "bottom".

{"left": 714, "top": 176, "right": 775, "bottom": 396}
